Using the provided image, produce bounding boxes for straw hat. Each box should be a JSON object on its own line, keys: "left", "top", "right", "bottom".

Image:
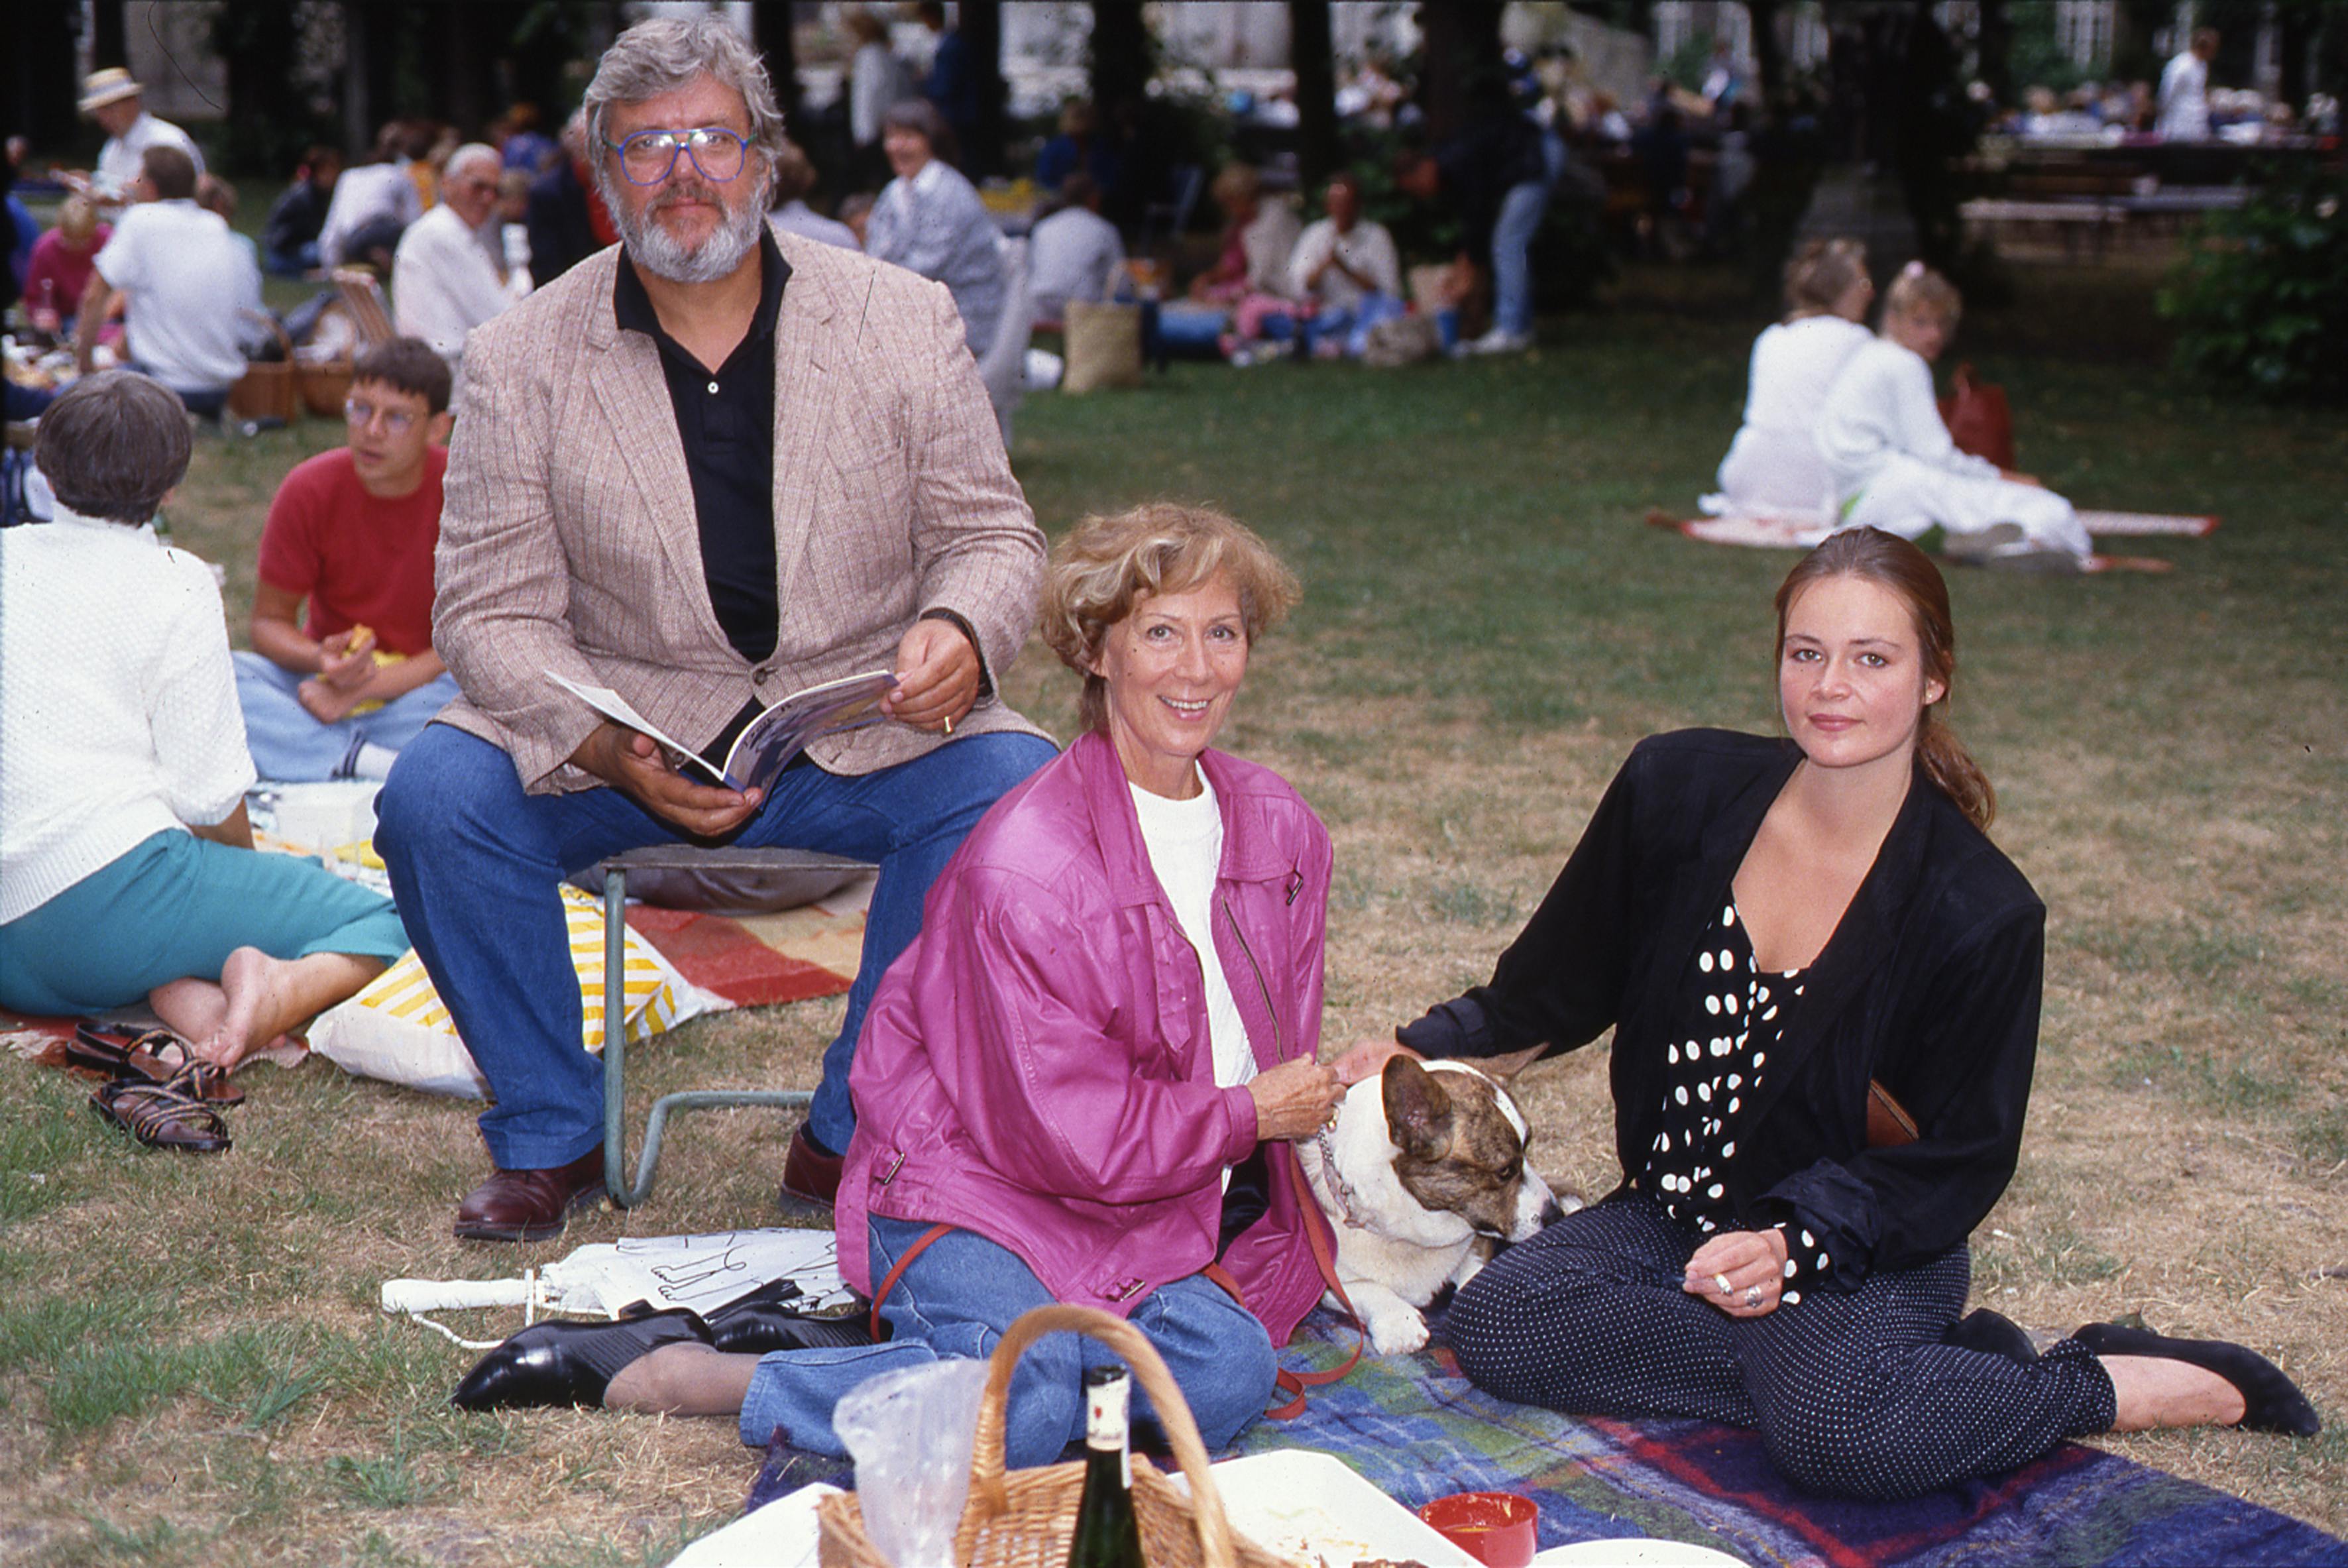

{"left": 79, "top": 68, "right": 144, "bottom": 113}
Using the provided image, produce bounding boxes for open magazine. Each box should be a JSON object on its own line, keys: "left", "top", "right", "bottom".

{"left": 548, "top": 669, "right": 898, "bottom": 795}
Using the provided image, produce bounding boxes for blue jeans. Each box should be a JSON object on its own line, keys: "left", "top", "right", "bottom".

{"left": 373, "top": 723, "right": 1054, "bottom": 1168}
{"left": 737, "top": 1217, "right": 1278, "bottom": 1466}
{"left": 0, "top": 829, "right": 409, "bottom": 1017}
{"left": 234, "top": 651, "right": 461, "bottom": 781}
{"left": 1490, "top": 179, "right": 1552, "bottom": 337}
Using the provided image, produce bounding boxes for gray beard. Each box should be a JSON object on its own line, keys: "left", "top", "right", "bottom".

{"left": 612, "top": 173, "right": 773, "bottom": 284}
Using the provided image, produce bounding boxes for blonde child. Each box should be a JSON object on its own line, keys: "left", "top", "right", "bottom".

{"left": 1816, "top": 263, "right": 2092, "bottom": 571}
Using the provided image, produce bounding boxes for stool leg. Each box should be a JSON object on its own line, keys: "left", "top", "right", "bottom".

{"left": 603, "top": 868, "right": 632, "bottom": 1206}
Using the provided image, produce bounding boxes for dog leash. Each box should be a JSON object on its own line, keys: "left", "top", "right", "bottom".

{"left": 1206, "top": 1149, "right": 1367, "bottom": 1420}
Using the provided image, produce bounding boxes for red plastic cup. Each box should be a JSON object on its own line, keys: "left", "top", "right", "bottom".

{"left": 1416, "top": 1490, "right": 1539, "bottom": 1568}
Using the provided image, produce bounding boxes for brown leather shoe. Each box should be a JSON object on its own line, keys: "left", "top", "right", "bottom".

{"left": 454, "top": 1148, "right": 606, "bottom": 1243}
{"left": 777, "top": 1125, "right": 842, "bottom": 1212}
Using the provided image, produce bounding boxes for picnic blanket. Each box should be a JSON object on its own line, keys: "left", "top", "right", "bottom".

{"left": 1653, "top": 507, "right": 2220, "bottom": 552}
{"left": 746, "top": 1311, "right": 2346, "bottom": 1567}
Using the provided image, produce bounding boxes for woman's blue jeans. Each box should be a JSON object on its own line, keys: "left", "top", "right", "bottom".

{"left": 737, "top": 1217, "right": 1278, "bottom": 1467}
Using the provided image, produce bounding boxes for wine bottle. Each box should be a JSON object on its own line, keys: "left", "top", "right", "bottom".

{"left": 1066, "top": 1362, "right": 1145, "bottom": 1568}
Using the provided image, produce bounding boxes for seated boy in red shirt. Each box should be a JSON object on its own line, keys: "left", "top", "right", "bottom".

{"left": 233, "top": 338, "right": 458, "bottom": 780}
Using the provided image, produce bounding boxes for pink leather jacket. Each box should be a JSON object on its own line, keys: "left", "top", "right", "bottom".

{"left": 836, "top": 728, "right": 1333, "bottom": 1345}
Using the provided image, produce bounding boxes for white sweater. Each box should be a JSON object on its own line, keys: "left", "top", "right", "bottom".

{"left": 1815, "top": 337, "right": 1999, "bottom": 505}
{"left": 1712, "top": 315, "right": 1873, "bottom": 513}
{"left": 0, "top": 509, "right": 254, "bottom": 923}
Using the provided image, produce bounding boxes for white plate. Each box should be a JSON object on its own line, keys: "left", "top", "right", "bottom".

{"left": 1531, "top": 1538, "right": 1748, "bottom": 1566}
{"left": 1178, "top": 1451, "right": 1480, "bottom": 1566}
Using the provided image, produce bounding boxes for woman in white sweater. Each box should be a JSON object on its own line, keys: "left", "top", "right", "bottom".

{"left": 1816, "top": 265, "right": 2092, "bottom": 571}
{"left": 0, "top": 373, "right": 409, "bottom": 1069}
{"left": 1708, "top": 239, "right": 1876, "bottom": 520}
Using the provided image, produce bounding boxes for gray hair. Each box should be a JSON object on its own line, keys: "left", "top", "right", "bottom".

{"left": 35, "top": 371, "right": 192, "bottom": 525}
{"left": 445, "top": 142, "right": 502, "bottom": 181}
{"left": 582, "top": 15, "right": 787, "bottom": 168}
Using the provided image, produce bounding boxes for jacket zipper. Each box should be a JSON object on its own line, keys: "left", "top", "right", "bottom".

{"left": 1219, "top": 891, "right": 1283, "bottom": 1059}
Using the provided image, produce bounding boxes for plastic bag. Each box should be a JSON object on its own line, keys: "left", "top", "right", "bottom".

{"left": 831, "top": 1359, "right": 991, "bottom": 1567}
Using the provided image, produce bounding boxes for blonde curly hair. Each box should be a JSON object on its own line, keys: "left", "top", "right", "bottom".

{"left": 1041, "top": 503, "right": 1301, "bottom": 734}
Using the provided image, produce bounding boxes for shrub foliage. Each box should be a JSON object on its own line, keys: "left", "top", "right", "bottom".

{"left": 2159, "top": 165, "right": 2348, "bottom": 403}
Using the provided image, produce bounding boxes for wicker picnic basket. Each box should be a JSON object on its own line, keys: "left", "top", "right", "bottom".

{"left": 227, "top": 312, "right": 300, "bottom": 425}
{"left": 816, "top": 1304, "right": 1286, "bottom": 1568}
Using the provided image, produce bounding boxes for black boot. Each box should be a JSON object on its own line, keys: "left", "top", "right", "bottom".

{"left": 451, "top": 1307, "right": 710, "bottom": 1411}
{"left": 704, "top": 1279, "right": 875, "bottom": 1356}
{"left": 1945, "top": 1308, "right": 2039, "bottom": 1365}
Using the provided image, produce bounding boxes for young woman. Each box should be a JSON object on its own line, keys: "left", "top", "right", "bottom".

{"left": 1339, "top": 528, "right": 2318, "bottom": 1500}
{"left": 1816, "top": 264, "right": 2094, "bottom": 571}
{"left": 1706, "top": 237, "right": 1875, "bottom": 520}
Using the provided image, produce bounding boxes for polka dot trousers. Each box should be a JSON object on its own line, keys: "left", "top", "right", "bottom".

{"left": 1448, "top": 1195, "right": 2119, "bottom": 1500}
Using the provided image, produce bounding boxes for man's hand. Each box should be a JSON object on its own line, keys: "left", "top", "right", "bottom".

{"left": 1247, "top": 1057, "right": 1345, "bottom": 1143}
{"left": 1331, "top": 1037, "right": 1422, "bottom": 1085}
{"left": 1682, "top": 1228, "right": 1789, "bottom": 1319}
{"left": 569, "top": 722, "right": 763, "bottom": 838}
{"left": 882, "top": 616, "right": 979, "bottom": 733}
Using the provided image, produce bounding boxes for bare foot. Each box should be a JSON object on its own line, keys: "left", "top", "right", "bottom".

{"left": 2102, "top": 1355, "right": 2249, "bottom": 1431}
{"left": 148, "top": 977, "right": 229, "bottom": 1051}
{"left": 603, "top": 1342, "right": 759, "bottom": 1416}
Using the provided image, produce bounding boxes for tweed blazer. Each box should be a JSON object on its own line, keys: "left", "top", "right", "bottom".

{"left": 431, "top": 227, "right": 1048, "bottom": 793}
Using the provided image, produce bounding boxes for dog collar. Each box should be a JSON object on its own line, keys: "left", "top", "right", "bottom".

{"left": 1314, "top": 1125, "right": 1369, "bottom": 1229}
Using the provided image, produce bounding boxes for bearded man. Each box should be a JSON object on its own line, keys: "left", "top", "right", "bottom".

{"left": 374, "top": 14, "right": 1052, "bottom": 1243}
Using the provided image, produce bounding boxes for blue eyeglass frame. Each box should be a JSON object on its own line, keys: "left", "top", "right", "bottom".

{"left": 600, "top": 127, "right": 754, "bottom": 186}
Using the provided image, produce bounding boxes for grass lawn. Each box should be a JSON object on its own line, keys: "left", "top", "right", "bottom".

{"left": 5, "top": 267, "right": 2345, "bottom": 1565}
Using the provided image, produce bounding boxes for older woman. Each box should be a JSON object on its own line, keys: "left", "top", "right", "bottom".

{"left": 0, "top": 373, "right": 410, "bottom": 1095}
{"left": 864, "top": 98, "right": 1007, "bottom": 359}
{"left": 451, "top": 505, "right": 1344, "bottom": 1467}
{"left": 1338, "top": 528, "right": 2318, "bottom": 1500}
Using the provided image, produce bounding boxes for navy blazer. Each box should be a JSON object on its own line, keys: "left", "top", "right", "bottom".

{"left": 1398, "top": 728, "right": 2045, "bottom": 1284}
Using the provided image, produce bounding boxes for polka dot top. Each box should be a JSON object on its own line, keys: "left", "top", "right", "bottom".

{"left": 1639, "top": 900, "right": 1831, "bottom": 1304}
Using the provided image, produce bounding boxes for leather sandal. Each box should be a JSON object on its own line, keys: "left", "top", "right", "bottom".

{"left": 2072, "top": 1320, "right": 2322, "bottom": 1437}
{"left": 68, "top": 1025, "right": 245, "bottom": 1106}
{"left": 90, "top": 1076, "right": 232, "bottom": 1154}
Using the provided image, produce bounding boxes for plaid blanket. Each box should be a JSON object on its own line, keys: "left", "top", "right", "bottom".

{"left": 1225, "top": 1317, "right": 2346, "bottom": 1567}
{"left": 749, "top": 1312, "right": 2345, "bottom": 1567}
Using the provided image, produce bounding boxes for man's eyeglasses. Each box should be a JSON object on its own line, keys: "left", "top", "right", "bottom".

{"left": 602, "top": 127, "right": 752, "bottom": 186}
{"left": 344, "top": 396, "right": 418, "bottom": 435}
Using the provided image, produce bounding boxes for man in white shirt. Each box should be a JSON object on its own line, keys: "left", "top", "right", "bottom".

{"left": 319, "top": 125, "right": 427, "bottom": 268}
{"left": 392, "top": 144, "right": 519, "bottom": 382}
{"left": 75, "top": 146, "right": 262, "bottom": 417}
{"left": 1026, "top": 172, "right": 1124, "bottom": 323}
{"left": 76, "top": 68, "right": 203, "bottom": 204}
{"left": 1286, "top": 172, "right": 1403, "bottom": 357}
{"left": 2157, "top": 28, "right": 2219, "bottom": 141}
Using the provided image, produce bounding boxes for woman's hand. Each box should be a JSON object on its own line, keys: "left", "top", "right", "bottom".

{"left": 1683, "top": 1228, "right": 1789, "bottom": 1319}
{"left": 1331, "top": 1037, "right": 1421, "bottom": 1086}
{"left": 1247, "top": 1057, "right": 1343, "bottom": 1143}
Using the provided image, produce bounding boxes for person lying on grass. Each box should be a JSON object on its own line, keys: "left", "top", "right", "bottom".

{"left": 1337, "top": 527, "right": 2319, "bottom": 1502}
{"left": 0, "top": 372, "right": 410, "bottom": 1073}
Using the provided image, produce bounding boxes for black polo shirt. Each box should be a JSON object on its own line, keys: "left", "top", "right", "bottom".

{"left": 613, "top": 227, "right": 792, "bottom": 666}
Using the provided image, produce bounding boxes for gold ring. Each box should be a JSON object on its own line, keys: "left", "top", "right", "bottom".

{"left": 942, "top": 715, "right": 954, "bottom": 736}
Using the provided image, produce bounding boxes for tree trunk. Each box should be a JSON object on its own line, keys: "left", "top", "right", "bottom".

{"left": 750, "top": 1, "right": 802, "bottom": 130}
{"left": 11, "top": 1, "right": 80, "bottom": 153}
{"left": 962, "top": 1, "right": 1006, "bottom": 180}
{"left": 1975, "top": 0, "right": 2011, "bottom": 105}
{"left": 1090, "top": 0, "right": 1153, "bottom": 121}
{"left": 1747, "top": 0, "right": 1785, "bottom": 107}
{"left": 1288, "top": 0, "right": 1337, "bottom": 190}
{"left": 89, "top": 0, "right": 128, "bottom": 70}
{"left": 215, "top": 0, "right": 309, "bottom": 174}
{"left": 1420, "top": 0, "right": 1504, "bottom": 144}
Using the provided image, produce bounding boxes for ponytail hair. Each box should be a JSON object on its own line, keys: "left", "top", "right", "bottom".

{"left": 1773, "top": 528, "right": 1996, "bottom": 830}
{"left": 1782, "top": 237, "right": 1868, "bottom": 319}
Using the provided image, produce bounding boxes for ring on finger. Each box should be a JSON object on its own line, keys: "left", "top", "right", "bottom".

{"left": 1744, "top": 1286, "right": 1763, "bottom": 1308}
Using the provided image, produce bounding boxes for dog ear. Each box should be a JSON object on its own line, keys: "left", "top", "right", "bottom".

{"left": 1382, "top": 1056, "right": 1453, "bottom": 1160}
